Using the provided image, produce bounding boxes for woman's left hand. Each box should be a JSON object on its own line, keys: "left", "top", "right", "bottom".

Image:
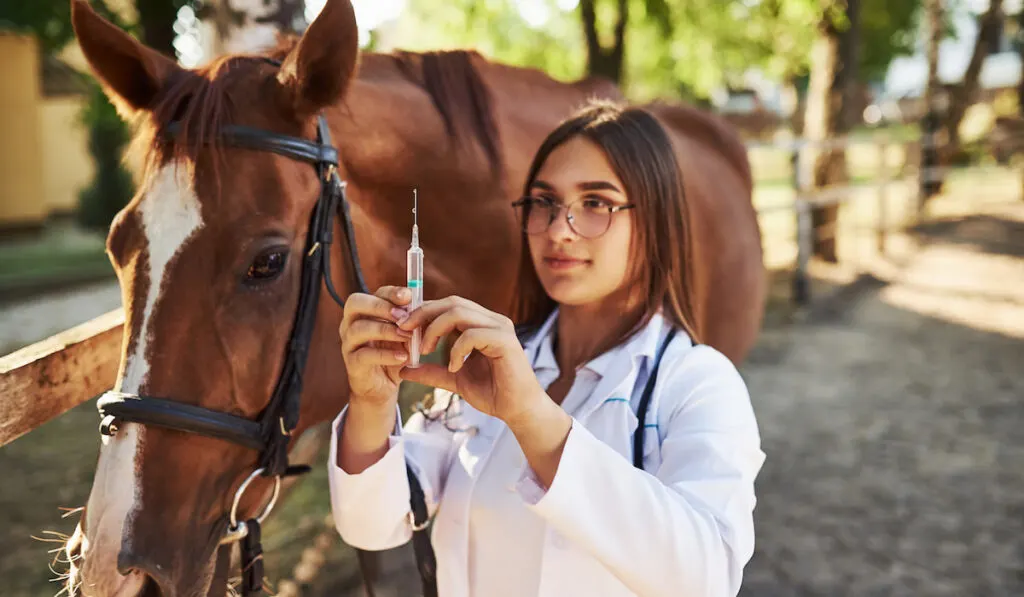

{"left": 396, "top": 296, "right": 545, "bottom": 428}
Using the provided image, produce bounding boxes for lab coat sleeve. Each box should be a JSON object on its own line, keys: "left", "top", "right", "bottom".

{"left": 328, "top": 391, "right": 460, "bottom": 551}
{"left": 516, "top": 346, "right": 765, "bottom": 597}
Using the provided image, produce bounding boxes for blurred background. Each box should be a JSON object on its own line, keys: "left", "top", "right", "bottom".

{"left": 1, "top": 0, "right": 1022, "bottom": 595}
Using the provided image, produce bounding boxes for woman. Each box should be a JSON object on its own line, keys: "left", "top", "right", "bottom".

{"left": 329, "top": 100, "right": 764, "bottom": 597}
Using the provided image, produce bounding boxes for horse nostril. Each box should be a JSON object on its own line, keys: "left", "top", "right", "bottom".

{"left": 117, "top": 551, "right": 173, "bottom": 597}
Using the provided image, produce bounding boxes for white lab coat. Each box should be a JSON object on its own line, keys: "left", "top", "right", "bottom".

{"left": 328, "top": 311, "right": 765, "bottom": 597}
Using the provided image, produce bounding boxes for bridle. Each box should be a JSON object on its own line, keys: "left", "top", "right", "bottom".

{"left": 94, "top": 110, "right": 369, "bottom": 593}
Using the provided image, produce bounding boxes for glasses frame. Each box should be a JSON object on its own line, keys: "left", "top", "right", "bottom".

{"left": 511, "top": 196, "right": 636, "bottom": 239}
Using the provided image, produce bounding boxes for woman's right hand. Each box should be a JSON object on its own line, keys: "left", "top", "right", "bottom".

{"left": 339, "top": 285, "right": 414, "bottom": 406}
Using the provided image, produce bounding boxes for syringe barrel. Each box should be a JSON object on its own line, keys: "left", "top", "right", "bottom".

{"left": 406, "top": 246, "right": 424, "bottom": 367}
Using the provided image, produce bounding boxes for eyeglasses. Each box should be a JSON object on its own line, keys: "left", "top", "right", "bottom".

{"left": 511, "top": 196, "right": 635, "bottom": 239}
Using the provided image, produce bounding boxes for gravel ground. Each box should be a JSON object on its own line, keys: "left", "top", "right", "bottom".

{"left": 0, "top": 279, "right": 121, "bottom": 355}
{"left": 739, "top": 203, "right": 1024, "bottom": 597}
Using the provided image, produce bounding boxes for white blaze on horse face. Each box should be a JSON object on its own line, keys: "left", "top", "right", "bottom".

{"left": 120, "top": 164, "right": 205, "bottom": 394}
{"left": 83, "top": 163, "right": 203, "bottom": 591}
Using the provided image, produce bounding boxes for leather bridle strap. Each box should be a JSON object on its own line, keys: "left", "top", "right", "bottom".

{"left": 98, "top": 392, "right": 264, "bottom": 450}
{"left": 96, "top": 115, "right": 368, "bottom": 479}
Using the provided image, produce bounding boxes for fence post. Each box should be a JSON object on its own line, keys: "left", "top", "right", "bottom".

{"left": 919, "top": 109, "right": 941, "bottom": 214}
{"left": 792, "top": 142, "right": 811, "bottom": 306}
{"left": 876, "top": 140, "right": 889, "bottom": 255}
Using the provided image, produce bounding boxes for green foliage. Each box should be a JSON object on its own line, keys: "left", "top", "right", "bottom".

{"left": 77, "top": 82, "right": 134, "bottom": 231}
{"left": 860, "top": 0, "right": 920, "bottom": 81}
{"left": 389, "top": 0, "right": 920, "bottom": 101}
{"left": 0, "top": 0, "right": 136, "bottom": 54}
{"left": 0, "top": 0, "right": 74, "bottom": 53}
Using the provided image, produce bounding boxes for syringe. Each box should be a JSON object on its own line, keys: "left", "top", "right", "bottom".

{"left": 406, "top": 189, "right": 424, "bottom": 368}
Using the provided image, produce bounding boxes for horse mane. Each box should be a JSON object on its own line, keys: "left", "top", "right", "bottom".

{"left": 388, "top": 49, "right": 502, "bottom": 173}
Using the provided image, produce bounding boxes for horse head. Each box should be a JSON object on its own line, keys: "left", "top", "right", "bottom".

{"left": 65, "top": 0, "right": 362, "bottom": 595}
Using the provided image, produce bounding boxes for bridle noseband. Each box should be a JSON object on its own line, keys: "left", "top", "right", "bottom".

{"left": 94, "top": 110, "right": 369, "bottom": 593}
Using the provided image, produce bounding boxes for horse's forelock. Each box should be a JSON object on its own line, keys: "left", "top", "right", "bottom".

{"left": 129, "top": 54, "right": 288, "bottom": 189}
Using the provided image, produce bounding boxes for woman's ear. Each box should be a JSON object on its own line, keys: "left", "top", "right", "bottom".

{"left": 276, "top": 0, "right": 360, "bottom": 118}
{"left": 71, "top": 0, "right": 181, "bottom": 117}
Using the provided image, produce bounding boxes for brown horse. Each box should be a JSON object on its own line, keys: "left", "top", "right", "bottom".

{"left": 63, "top": 0, "right": 764, "bottom": 595}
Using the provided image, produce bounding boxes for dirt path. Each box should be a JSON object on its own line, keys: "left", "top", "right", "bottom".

{"left": 739, "top": 202, "right": 1024, "bottom": 596}
{"left": 0, "top": 279, "right": 120, "bottom": 355}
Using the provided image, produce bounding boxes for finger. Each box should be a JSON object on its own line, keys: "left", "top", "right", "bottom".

{"left": 398, "top": 296, "right": 495, "bottom": 333}
{"left": 374, "top": 285, "right": 413, "bottom": 307}
{"left": 399, "top": 363, "right": 458, "bottom": 393}
{"left": 341, "top": 293, "right": 402, "bottom": 334}
{"left": 420, "top": 307, "right": 500, "bottom": 355}
{"left": 343, "top": 319, "right": 412, "bottom": 352}
{"left": 448, "top": 328, "right": 507, "bottom": 372}
{"left": 351, "top": 345, "right": 409, "bottom": 369}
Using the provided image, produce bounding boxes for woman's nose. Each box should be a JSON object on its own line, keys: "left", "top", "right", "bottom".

{"left": 546, "top": 205, "right": 577, "bottom": 240}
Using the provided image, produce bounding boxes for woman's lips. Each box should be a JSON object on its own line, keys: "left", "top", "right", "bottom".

{"left": 543, "top": 256, "right": 587, "bottom": 270}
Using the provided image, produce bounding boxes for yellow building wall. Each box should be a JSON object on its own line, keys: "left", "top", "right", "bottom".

{"left": 0, "top": 34, "right": 47, "bottom": 228}
{"left": 39, "top": 96, "right": 94, "bottom": 215}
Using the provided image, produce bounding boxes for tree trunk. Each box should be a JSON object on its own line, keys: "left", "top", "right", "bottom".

{"left": 197, "top": 0, "right": 300, "bottom": 59}
{"left": 920, "top": 0, "right": 944, "bottom": 203}
{"left": 135, "top": 0, "right": 182, "bottom": 58}
{"left": 803, "top": 0, "right": 860, "bottom": 263}
{"left": 1018, "top": 6, "right": 1024, "bottom": 116}
{"left": 579, "top": 0, "right": 628, "bottom": 83}
{"left": 944, "top": 0, "right": 1004, "bottom": 158}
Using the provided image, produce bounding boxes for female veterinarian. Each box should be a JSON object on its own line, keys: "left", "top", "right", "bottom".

{"left": 328, "top": 100, "right": 765, "bottom": 597}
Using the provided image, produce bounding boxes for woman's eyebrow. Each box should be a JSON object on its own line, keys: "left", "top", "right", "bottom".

{"left": 530, "top": 180, "right": 623, "bottom": 194}
{"left": 577, "top": 181, "right": 623, "bottom": 194}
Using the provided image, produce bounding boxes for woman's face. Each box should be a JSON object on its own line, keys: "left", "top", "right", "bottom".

{"left": 525, "top": 136, "right": 636, "bottom": 309}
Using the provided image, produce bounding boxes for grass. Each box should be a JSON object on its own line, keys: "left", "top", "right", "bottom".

{"left": 0, "top": 222, "right": 112, "bottom": 296}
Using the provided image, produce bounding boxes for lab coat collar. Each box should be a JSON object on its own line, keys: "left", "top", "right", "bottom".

{"left": 521, "top": 309, "right": 671, "bottom": 425}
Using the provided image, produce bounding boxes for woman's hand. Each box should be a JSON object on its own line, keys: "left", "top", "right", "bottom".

{"left": 396, "top": 296, "right": 546, "bottom": 428}
{"left": 339, "top": 286, "right": 414, "bottom": 407}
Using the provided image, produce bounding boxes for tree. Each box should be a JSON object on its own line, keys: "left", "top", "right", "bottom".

{"left": 944, "top": 0, "right": 1005, "bottom": 159}
{"left": 921, "top": 0, "right": 944, "bottom": 203}
{"left": 136, "top": 0, "right": 190, "bottom": 57}
{"left": 801, "top": 0, "right": 861, "bottom": 263}
{"left": 0, "top": 0, "right": 131, "bottom": 53}
{"left": 196, "top": 0, "right": 307, "bottom": 56}
{"left": 580, "top": 0, "right": 627, "bottom": 82}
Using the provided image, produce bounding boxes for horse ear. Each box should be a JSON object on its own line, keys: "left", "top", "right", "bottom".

{"left": 278, "top": 0, "right": 360, "bottom": 117}
{"left": 71, "top": 0, "right": 181, "bottom": 116}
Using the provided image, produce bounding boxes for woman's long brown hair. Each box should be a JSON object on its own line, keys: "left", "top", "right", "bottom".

{"left": 512, "top": 99, "right": 701, "bottom": 348}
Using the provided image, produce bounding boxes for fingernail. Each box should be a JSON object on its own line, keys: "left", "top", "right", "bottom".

{"left": 391, "top": 307, "right": 408, "bottom": 322}
{"left": 398, "top": 288, "right": 410, "bottom": 300}
{"left": 394, "top": 351, "right": 408, "bottom": 361}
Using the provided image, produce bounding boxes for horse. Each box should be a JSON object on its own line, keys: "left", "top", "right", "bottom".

{"left": 63, "top": 0, "right": 764, "bottom": 595}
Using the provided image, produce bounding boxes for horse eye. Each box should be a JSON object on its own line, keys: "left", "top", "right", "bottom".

{"left": 246, "top": 248, "right": 288, "bottom": 283}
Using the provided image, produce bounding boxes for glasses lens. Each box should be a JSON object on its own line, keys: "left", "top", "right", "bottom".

{"left": 516, "top": 198, "right": 554, "bottom": 235}
{"left": 569, "top": 201, "right": 611, "bottom": 238}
